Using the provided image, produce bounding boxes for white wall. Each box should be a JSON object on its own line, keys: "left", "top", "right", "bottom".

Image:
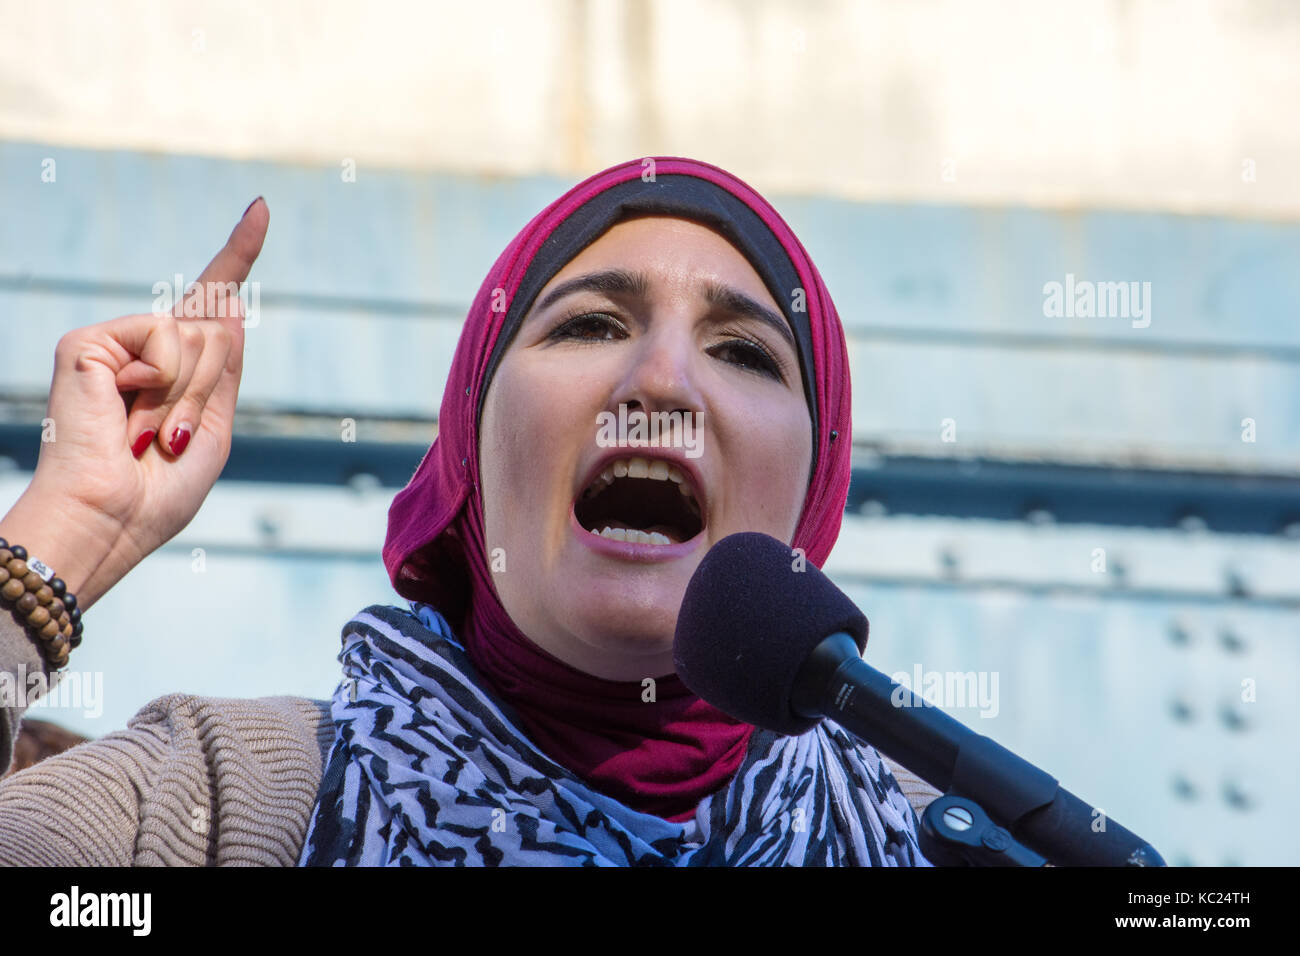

{"left": 2, "top": 0, "right": 1296, "bottom": 216}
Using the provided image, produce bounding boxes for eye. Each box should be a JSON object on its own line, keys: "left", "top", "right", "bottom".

{"left": 708, "top": 329, "right": 786, "bottom": 382}
{"left": 547, "top": 310, "right": 627, "bottom": 342}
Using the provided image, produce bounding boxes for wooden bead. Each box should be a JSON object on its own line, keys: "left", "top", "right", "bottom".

{"left": 49, "top": 598, "right": 65, "bottom": 620}
{"left": 1, "top": 578, "right": 23, "bottom": 601}
{"left": 69, "top": 631, "right": 81, "bottom": 650}
{"left": 49, "top": 648, "right": 69, "bottom": 670}
{"left": 0, "top": 567, "right": 8, "bottom": 586}
{"left": 16, "top": 592, "right": 38, "bottom": 615}
{"left": 27, "top": 606, "right": 51, "bottom": 629}
{"left": 61, "top": 621, "right": 73, "bottom": 640}
{"left": 47, "top": 633, "right": 68, "bottom": 655}
{"left": 22, "top": 571, "right": 43, "bottom": 592}
{"left": 5, "top": 558, "right": 27, "bottom": 579}
{"left": 0, "top": 549, "right": 11, "bottom": 565}
{"left": 38, "top": 619, "right": 59, "bottom": 641}
{"left": 36, "top": 585, "right": 53, "bottom": 605}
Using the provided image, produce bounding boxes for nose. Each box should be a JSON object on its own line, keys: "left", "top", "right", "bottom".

{"left": 611, "top": 319, "right": 706, "bottom": 421}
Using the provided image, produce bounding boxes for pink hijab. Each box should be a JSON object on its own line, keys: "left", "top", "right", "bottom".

{"left": 382, "top": 156, "right": 852, "bottom": 821}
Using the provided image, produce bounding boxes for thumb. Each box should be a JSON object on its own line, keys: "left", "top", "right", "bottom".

{"left": 53, "top": 313, "right": 182, "bottom": 412}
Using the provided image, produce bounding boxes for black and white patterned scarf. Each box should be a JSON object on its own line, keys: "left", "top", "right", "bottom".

{"left": 299, "top": 603, "right": 932, "bottom": 867}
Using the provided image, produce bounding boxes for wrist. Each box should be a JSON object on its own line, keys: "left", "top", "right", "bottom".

{"left": 0, "top": 486, "right": 124, "bottom": 613}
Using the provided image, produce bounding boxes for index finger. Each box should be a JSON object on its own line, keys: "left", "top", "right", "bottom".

{"left": 175, "top": 197, "right": 269, "bottom": 322}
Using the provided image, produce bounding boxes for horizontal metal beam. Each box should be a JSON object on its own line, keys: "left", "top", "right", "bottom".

{"left": 847, "top": 453, "right": 1300, "bottom": 536}
{"left": 3, "top": 422, "right": 1298, "bottom": 537}
{"left": 6, "top": 270, "right": 1300, "bottom": 364}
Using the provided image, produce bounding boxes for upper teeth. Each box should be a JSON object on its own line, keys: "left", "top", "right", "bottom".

{"left": 583, "top": 456, "right": 696, "bottom": 500}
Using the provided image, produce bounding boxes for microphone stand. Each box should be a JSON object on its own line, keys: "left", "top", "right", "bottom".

{"left": 918, "top": 793, "right": 1047, "bottom": 866}
{"left": 793, "top": 633, "right": 1166, "bottom": 866}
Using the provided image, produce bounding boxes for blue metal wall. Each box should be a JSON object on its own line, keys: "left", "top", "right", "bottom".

{"left": 2, "top": 141, "right": 1296, "bottom": 865}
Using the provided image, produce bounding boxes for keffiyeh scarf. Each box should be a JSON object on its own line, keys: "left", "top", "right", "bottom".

{"left": 299, "top": 602, "right": 932, "bottom": 867}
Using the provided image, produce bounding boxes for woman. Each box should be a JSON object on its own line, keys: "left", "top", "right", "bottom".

{"left": 0, "top": 156, "right": 940, "bottom": 865}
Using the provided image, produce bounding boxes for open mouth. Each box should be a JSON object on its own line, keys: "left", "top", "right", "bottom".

{"left": 574, "top": 456, "right": 706, "bottom": 545}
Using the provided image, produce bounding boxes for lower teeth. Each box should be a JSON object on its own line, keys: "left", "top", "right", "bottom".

{"left": 593, "top": 526, "right": 673, "bottom": 545}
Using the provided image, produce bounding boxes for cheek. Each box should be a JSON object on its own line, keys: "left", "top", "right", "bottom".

{"left": 484, "top": 377, "right": 538, "bottom": 483}
{"left": 480, "top": 374, "right": 545, "bottom": 550}
{"left": 723, "top": 394, "right": 813, "bottom": 536}
{"left": 480, "top": 361, "right": 597, "bottom": 538}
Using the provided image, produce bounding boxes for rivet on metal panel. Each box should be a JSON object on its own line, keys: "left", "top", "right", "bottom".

{"left": 1222, "top": 779, "right": 1254, "bottom": 811}
{"left": 1024, "top": 506, "right": 1054, "bottom": 526}
{"left": 1218, "top": 697, "right": 1251, "bottom": 732}
{"left": 1167, "top": 619, "right": 1192, "bottom": 647}
{"left": 256, "top": 511, "right": 281, "bottom": 543}
{"left": 1106, "top": 556, "right": 1129, "bottom": 588}
{"left": 347, "top": 472, "right": 381, "bottom": 495}
{"left": 1223, "top": 568, "right": 1250, "bottom": 599}
{"left": 859, "top": 498, "right": 887, "bottom": 518}
{"left": 1168, "top": 694, "right": 1196, "bottom": 723}
{"left": 1219, "top": 626, "right": 1247, "bottom": 654}
{"left": 1171, "top": 773, "right": 1197, "bottom": 801}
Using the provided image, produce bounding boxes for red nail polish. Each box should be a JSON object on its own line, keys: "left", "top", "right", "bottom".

{"left": 131, "top": 430, "right": 156, "bottom": 459}
{"left": 169, "top": 426, "right": 192, "bottom": 456}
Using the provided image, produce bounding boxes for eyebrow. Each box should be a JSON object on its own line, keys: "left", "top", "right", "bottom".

{"left": 532, "top": 269, "right": 650, "bottom": 315}
{"left": 531, "top": 268, "right": 795, "bottom": 348}
{"left": 700, "top": 279, "right": 794, "bottom": 348}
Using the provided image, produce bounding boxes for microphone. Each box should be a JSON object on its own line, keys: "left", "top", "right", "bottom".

{"left": 673, "top": 532, "right": 1165, "bottom": 867}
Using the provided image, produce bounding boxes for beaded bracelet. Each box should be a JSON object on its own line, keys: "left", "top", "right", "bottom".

{"left": 0, "top": 538, "right": 82, "bottom": 670}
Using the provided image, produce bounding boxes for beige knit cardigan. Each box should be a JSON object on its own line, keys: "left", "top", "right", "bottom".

{"left": 0, "top": 611, "right": 942, "bottom": 866}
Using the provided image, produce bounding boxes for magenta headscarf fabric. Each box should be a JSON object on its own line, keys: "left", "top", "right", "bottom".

{"left": 382, "top": 156, "right": 853, "bottom": 821}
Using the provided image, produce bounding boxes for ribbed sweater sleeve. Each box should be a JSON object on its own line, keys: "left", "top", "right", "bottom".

{"left": 879, "top": 753, "right": 943, "bottom": 819}
{"left": 0, "top": 609, "right": 52, "bottom": 775}
{"left": 0, "top": 688, "right": 335, "bottom": 866}
{"left": 1, "top": 612, "right": 336, "bottom": 865}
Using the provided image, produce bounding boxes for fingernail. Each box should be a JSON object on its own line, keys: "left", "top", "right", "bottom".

{"left": 131, "top": 430, "right": 156, "bottom": 459}
{"left": 242, "top": 196, "right": 263, "bottom": 218}
{"left": 169, "top": 424, "right": 192, "bottom": 456}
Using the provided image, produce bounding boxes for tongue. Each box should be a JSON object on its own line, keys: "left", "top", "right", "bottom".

{"left": 599, "top": 518, "right": 684, "bottom": 543}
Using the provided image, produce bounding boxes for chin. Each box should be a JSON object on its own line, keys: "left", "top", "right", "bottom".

{"left": 568, "top": 589, "right": 682, "bottom": 671}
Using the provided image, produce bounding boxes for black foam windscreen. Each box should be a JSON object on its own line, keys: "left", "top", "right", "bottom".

{"left": 673, "top": 532, "right": 868, "bottom": 735}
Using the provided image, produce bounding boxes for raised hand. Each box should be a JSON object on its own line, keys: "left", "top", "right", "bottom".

{"left": 0, "top": 198, "right": 269, "bottom": 612}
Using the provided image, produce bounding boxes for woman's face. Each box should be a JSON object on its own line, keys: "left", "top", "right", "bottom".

{"left": 479, "top": 216, "right": 813, "bottom": 681}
